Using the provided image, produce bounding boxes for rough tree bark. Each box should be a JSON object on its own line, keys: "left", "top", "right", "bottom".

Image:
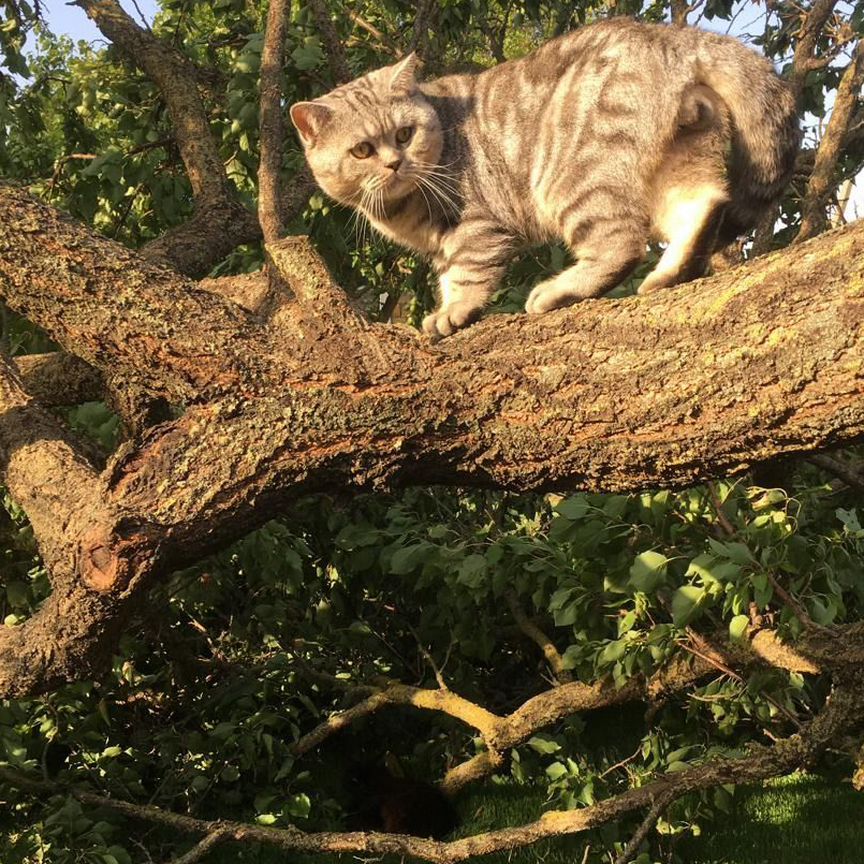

{"left": 0, "top": 182, "right": 862, "bottom": 699}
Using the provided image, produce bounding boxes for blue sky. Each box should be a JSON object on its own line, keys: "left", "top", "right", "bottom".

{"left": 41, "top": 0, "right": 159, "bottom": 45}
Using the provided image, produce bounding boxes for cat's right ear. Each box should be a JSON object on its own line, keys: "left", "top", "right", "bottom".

{"left": 290, "top": 101, "right": 333, "bottom": 148}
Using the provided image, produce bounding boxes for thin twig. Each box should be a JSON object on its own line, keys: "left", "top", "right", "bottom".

{"left": 612, "top": 789, "right": 675, "bottom": 864}
{"left": 763, "top": 571, "right": 822, "bottom": 631}
{"left": 809, "top": 453, "right": 864, "bottom": 492}
{"left": 407, "top": 622, "right": 449, "bottom": 689}
{"left": 168, "top": 829, "right": 231, "bottom": 864}
{"left": 706, "top": 482, "right": 736, "bottom": 537}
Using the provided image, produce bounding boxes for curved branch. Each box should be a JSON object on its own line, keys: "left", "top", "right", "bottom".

{"left": 505, "top": 590, "right": 573, "bottom": 684}
{"left": 2, "top": 669, "right": 862, "bottom": 862}
{"left": 74, "top": 0, "right": 259, "bottom": 276}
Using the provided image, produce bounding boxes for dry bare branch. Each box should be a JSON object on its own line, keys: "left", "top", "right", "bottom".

{"left": 809, "top": 453, "right": 864, "bottom": 492}
{"left": 2, "top": 669, "right": 862, "bottom": 862}
{"left": 797, "top": 41, "right": 864, "bottom": 241}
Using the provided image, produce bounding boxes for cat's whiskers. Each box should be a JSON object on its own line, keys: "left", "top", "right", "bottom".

{"left": 410, "top": 174, "right": 435, "bottom": 224}
{"left": 417, "top": 172, "right": 460, "bottom": 217}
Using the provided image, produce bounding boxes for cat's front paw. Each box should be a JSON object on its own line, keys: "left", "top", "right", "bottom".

{"left": 525, "top": 279, "right": 580, "bottom": 314}
{"left": 422, "top": 301, "right": 483, "bottom": 338}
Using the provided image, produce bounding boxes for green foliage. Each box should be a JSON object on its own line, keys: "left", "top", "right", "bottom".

{"left": 3, "top": 463, "right": 863, "bottom": 861}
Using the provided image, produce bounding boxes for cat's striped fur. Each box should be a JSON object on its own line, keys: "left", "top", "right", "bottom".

{"left": 291, "top": 19, "right": 799, "bottom": 336}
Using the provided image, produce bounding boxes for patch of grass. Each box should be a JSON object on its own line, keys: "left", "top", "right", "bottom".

{"left": 684, "top": 772, "right": 864, "bottom": 864}
{"left": 204, "top": 772, "right": 864, "bottom": 864}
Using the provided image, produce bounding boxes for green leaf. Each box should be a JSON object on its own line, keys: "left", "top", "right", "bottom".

{"left": 527, "top": 735, "right": 561, "bottom": 754}
{"left": 546, "top": 761, "right": 568, "bottom": 780}
{"left": 389, "top": 543, "right": 429, "bottom": 575}
{"left": 221, "top": 765, "right": 240, "bottom": 782}
{"left": 629, "top": 550, "right": 669, "bottom": 593}
{"left": 729, "top": 614, "right": 749, "bottom": 642}
{"left": 555, "top": 496, "right": 590, "bottom": 520}
{"left": 671, "top": 585, "right": 705, "bottom": 627}
{"left": 286, "top": 793, "right": 311, "bottom": 818}
{"left": 457, "top": 554, "right": 487, "bottom": 589}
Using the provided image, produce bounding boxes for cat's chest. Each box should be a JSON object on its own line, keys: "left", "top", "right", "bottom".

{"left": 368, "top": 207, "right": 444, "bottom": 255}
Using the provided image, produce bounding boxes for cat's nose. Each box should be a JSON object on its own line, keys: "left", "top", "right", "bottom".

{"left": 386, "top": 158, "right": 403, "bottom": 173}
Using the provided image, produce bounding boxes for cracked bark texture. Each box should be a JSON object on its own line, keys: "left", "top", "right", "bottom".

{"left": 0, "top": 182, "right": 862, "bottom": 696}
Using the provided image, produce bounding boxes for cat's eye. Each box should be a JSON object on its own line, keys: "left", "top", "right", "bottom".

{"left": 395, "top": 126, "right": 414, "bottom": 145}
{"left": 350, "top": 141, "right": 375, "bottom": 159}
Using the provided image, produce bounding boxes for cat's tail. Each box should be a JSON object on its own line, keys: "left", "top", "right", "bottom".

{"left": 695, "top": 36, "right": 800, "bottom": 237}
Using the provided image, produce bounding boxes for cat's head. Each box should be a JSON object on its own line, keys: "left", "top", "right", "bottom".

{"left": 290, "top": 54, "right": 443, "bottom": 209}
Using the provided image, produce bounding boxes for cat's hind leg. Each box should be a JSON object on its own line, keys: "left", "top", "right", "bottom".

{"left": 640, "top": 88, "right": 732, "bottom": 295}
{"left": 638, "top": 183, "right": 728, "bottom": 295}
{"left": 525, "top": 218, "right": 647, "bottom": 314}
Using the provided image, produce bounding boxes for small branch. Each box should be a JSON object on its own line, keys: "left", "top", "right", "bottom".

{"left": 292, "top": 690, "right": 393, "bottom": 755}
{"left": 409, "top": 0, "right": 436, "bottom": 54}
{"left": 612, "top": 789, "right": 675, "bottom": 864}
{"left": 797, "top": 41, "right": 864, "bottom": 242}
{"left": 168, "top": 829, "right": 232, "bottom": 864}
{"left": 258, "top": 0, "right": 291, "bottom": 245}
{"left": 505, "top": 590, "right": 573, "bottom": 684}
{"left": 809, "top": 453, "right": 864, "bottom": 492}
{"left": 791, "top": 0, "right": 841, "bottom": 106}
{"left": 706, "top": 481, "right": 736, "bottom": 537}
{"left": 348, "top": 10, "right": 398, "bottom": 55}
{"left": 763, "top": 571, "right": 823, "bottom": 631}
{"left": 407, "top": 622, "right": 449, "bottom": 689}
{"left": 753, "top": 0, "right": 840, "bottom": 253}
{"left": 292, "top": 682, "right": 501, "bottom": 757}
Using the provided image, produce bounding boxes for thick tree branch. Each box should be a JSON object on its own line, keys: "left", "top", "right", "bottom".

{"left": 309, "top": 0, "right": 351, "bottom": 85}
{"left": 0, "top": 185, "right": 862, "bottom": 695}
{"left": 13, "top": 352, "right": 103, "bottom": 405}
{"left": 0, "top": 351, "right": 160, "bottom": 696}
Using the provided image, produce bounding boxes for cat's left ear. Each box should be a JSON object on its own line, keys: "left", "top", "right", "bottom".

{"left": 389, "top": 52, "right": 420, "bottom": 96}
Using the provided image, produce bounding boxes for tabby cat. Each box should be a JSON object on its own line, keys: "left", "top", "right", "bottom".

{"left": 291, "top": 19, "right": 799, "bottom": 337}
